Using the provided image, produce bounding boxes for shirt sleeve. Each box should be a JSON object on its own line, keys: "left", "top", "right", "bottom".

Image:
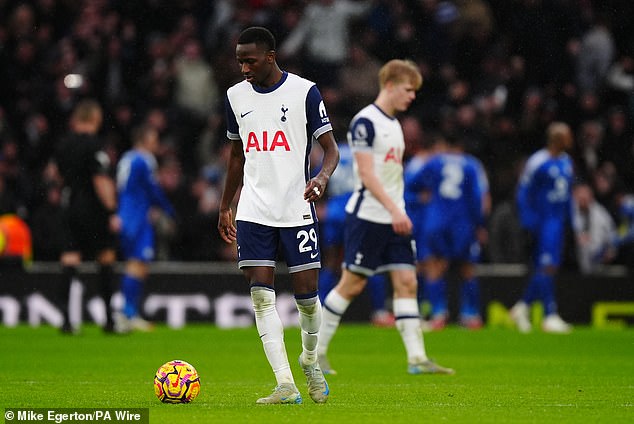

{"left": 140, "top": 160, "right": 176, "bottom": 218}
{"left": 305, "top": 85, "right": 333, "bottom": 139}
{"left": 348, "top": 117, "right": 375, "bottom": 151}
{"left": 89, "top": 140, "right": 111, "bottom": 176}
{"left": 225, "top": 95, "right": 240, "bottom": 140}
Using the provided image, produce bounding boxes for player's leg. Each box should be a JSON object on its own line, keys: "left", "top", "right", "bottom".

{"left": 282, "top": 222, "right": 325, "bottom": 369}
{"left": 121, "top": 260, "right": 146, "bottom": 319}
{"left": 423, "top": 256, "right": 449, "bottom": 330}
{"left": 535, "top": 221, "right": 571, "bottom": 333}
{"left": 96, "top": 247, "right": 117, "bottom": 333}
{"left": 385, "top": 232, "right": 454, "bottom": 374}
{"left": 58, "top": 212, "right": 82, "bottom": 334}
{"left": 458, "top": 238, "right": 483, "bottom": 329}
{"left": 319, "top": 269, "right": 368, "bottom": 373}
{"left": 277, "top": 222, "right": 329, "bottom": 403}
{"left": 510, "top": 228, "right": 539, "bottom": 332}
{"left": 458, "top": 262, "right": 483, "bottom": 329}
{"left": 319, "top": 215, "right": 383, "bottom": 373}
{"left": 250, "top": 283, "right": 302, "bottom": 404}
{"left": 59, "top": 251, "right": 81, "bottom": 334}
{"left": 391, "top": 268, "right": 455, "bottom": 375}
{"left": 237, "top": 221, "right": 300, "bottom": 404}
{"left": 318, "top": 204, "right": 345, "bottom": 303}
{"left": 367, "top": 273, "right": 394, "bottom": 327}
{"left": 119, "top": 259, "right": 154, "bottom": 332}
{"left": 423, "top": 228, "right": 450, "bottom": 329}
{"left": 119, "top": 226, "right": 155, "bottom": 332}
{"left": 289, "top": 267, "right": 329, "bottom": 404}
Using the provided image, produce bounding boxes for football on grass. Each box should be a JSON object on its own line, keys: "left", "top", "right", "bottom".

{"left": 154, "top": 360, "right": 200, "bottom": 403}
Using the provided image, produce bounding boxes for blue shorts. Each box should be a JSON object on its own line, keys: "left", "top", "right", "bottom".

{"left": 407, "top": 202, "right": 429, "bottom": 262}
{"left": 236, "top": 220, "right": 321, "bottom": 273}
{"left": 120, "top": 224, "right": 155, "bottom": 262}
{"left": 424, "top": 221, "right": 479, "bottom": 263}
{"left": 321, "top": 195, "right": 349, "bottom": 248}
{"left": 532, "top": 218, "right": 565, "bottom": 268}
{"left": 342, "top": 214, "right": 415, "bottom": 277}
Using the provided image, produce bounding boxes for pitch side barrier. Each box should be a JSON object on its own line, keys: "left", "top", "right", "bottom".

{"left": 0, "top": 262, "right": 632, "bottom": 329}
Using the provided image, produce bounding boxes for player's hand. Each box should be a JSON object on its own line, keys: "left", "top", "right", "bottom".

{"left": 109, "top": 214, "right": 122, "bottom": 233}
{"left": 391, "top": 210, "right": 412, "bottom": 236}
{"left": 218, "top": 208, "right": 237, "bottom": 243}
{"left": 476, "top": 227, "right": 488, "bottom": 245}
{"left": 304, "top": 177, "right": 327, "bottom": 202}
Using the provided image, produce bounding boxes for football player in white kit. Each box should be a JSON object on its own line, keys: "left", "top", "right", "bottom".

{"left": 218, "top": 27, "right": 339, "bottom": 404}
{"left": 318, "top": 59, "right": 454, "bottom": 376}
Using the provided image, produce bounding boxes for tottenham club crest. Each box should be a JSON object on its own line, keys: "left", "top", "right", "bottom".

{"left": 280, "top": 105, "right": 288, "bottom": 122}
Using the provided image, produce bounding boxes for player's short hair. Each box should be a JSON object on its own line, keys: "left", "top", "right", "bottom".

{"left": 132, "top": 124, "right": 157, "bottom": 146}
{"left": 378, "top": 59, "right": 422, "bottom": 90}
{"left": 443, "top": 131, "right": 463, "bottom": 146}
{"left": 71, "top": 99, "right": 102, "bottom": 123}
{"left": 237, "top": 26, "right": 276, "bottom": 52}
{"left": 546, "top": 121, "right": 572, "bottom": 146}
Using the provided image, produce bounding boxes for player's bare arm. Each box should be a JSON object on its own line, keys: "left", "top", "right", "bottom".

{"left": 355, "top": 150, "right": 412, "bottom": 235}
{"left": 93, "top": 174, "right": 121, "bottom": 233}
{"left": 218, "top": 139, "right": 245, "bottom": 243}
{"left": 304, "top": 131, "right": 339, "bottom": 202}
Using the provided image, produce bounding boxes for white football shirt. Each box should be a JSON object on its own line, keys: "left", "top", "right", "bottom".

{"left": 226, "top": 72, "right": 332, "bottom": 227}
{"left": 345, "top": 104, "right": 406, "bottom": 224}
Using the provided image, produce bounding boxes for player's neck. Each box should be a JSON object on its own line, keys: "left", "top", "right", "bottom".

{"left": 256, "top": 66, "right": 283, "bottom": 89}
{"left": 547, "top": 145, "right": 564, "bottom": 156}
{"left": 373, "top": 96, "right": 395, "bottom": 118}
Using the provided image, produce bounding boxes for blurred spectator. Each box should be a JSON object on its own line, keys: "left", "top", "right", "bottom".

{"left": 174, "top": 38, "right": 219, "bottom": 121}
{"left": 0, "top": 0, "right": 632, "bottom": 268}
{"left": 575, "top": 14, "right": 615, "bottom": 94}
{"left": 173, "top": 37, "right": 220, "bottom": 169}
{"left": 605, "top": 54, "right": 634, "bottom": 110}
{"left": 0, "top": 213, "right": 32, "bottom": 269}
{"left": 487, "top": 200, "right": 525, "bottom": 264}
{"left": 0, "top": 176, "right": 18, "bottom": 215}
{"left": 592, "top": 162, "right": 620, "bottom": 214}
{"left": 571, "top": 183, "right": 616, "bottom": 274}
{"left": 0, "top": 138, "right": 29, "bottom": 216}
{"left": 30, "top": 181, "right": 64, "bottom": 261}
{"left": 575, "top": 119, "right": 605, "bottom": 181}
{"left": 602, "top": 106, "right": 634, "bottom": 188}
{"left": 613, "top": 193, "right": 634, "bottom": 269}
{"left": 279, "top": 0, "right": 374, "bottom": 86}
{"left": 339, "top": 43, "right": 381, "bottom": 115}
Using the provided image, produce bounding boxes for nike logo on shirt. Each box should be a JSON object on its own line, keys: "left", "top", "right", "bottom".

{"left": 240, "top": 110, "right": 254, "bottom": 118}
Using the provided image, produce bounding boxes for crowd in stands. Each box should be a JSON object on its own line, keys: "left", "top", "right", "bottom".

{"left": 1, "top": 0, "right": 633, "bottom": 270}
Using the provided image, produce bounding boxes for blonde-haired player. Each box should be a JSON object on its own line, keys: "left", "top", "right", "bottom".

{"left": 318, "top": 60, "right": 454, "bottom": 375}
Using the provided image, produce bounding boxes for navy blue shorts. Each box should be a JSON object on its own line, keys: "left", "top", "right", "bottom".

{"left": 236, "top": 220, "right": 321, "bottom": 273}
{"left": 342, "top": 214, "right": 415, "bottom": 277}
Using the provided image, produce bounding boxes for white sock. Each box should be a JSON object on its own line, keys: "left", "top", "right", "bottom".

{"left": 318, "top": 289, "right": 350, "bottom": 355}
{"left": 251, "top": 286, "right": 294, "bottom": 385}
{"left": 295, "top": 293, "right": 321, "bottom": 364}
{"left": 394, "top": 297, "right": 428, "bottom": 364}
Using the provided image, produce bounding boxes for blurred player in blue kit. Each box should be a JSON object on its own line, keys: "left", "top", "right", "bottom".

{"left": 510, "top": 122, "right": 574, "bottom": 334}
{"left": 115, "top": 124, "right": 175, "bottom": 332}
{"left": 318, "top": 59, "right": 454, "bottom": 376}
{"left": 406, "top": 133, "right": 490, "bottom": 330}
{"left": 217, "top": 27, "right": 339, "bottom": 404}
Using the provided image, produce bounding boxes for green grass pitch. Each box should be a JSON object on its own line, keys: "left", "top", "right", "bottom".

{"left": 2, "top": 324, "right": 633, "bottom": 423}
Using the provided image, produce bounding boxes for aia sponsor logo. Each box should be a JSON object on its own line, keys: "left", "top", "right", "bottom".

{"left": 384, "top": 147, "right": 402, "bottom": 164}
{"left": 246, "top": 130, "right": 291, "bottom": 152}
